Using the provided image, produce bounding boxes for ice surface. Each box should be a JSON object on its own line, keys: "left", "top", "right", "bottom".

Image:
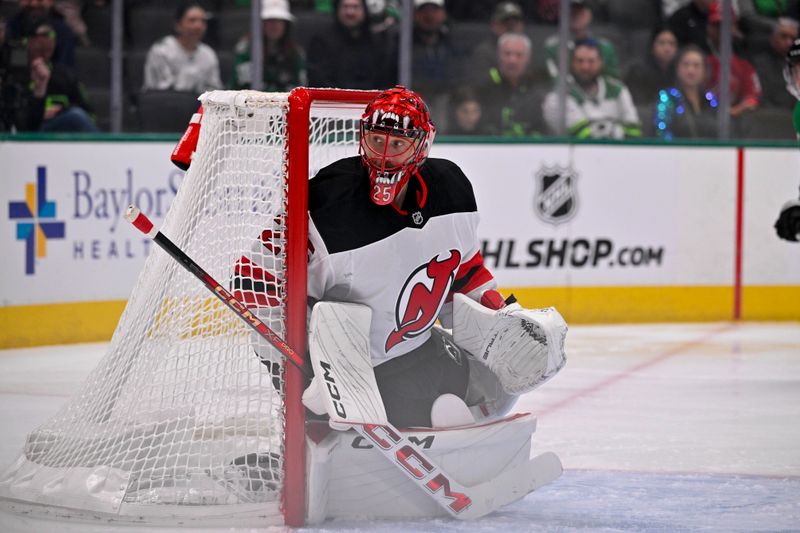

{"left": 1, "top": 323, "right": 798, "bottom": 532}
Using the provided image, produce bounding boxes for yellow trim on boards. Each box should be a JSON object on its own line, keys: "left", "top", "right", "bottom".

{"left": 0, "top": 300, "right": 127, "bottom": 349}
{"left": 1, "top": 286, "right": 798, "bottom": 349}
{"left": 503, "top": 285, "right": 800, "bottom": 323}
{"left": 740, "top": 286, "right": 800, "bottom": 321}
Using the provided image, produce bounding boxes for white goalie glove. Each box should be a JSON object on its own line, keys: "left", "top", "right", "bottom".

{"left": 452, "top": 293, "right": 567, "bottom": 395}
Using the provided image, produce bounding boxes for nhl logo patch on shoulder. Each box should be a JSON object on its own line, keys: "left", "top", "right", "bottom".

{"left": 534, "top": 165, "right": 578, "bottom": 225}
{"left": 412, "top": 211, "right": 424, "bottom": 225}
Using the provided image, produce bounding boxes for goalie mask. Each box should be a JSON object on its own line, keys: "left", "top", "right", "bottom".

{"left": 359, "top": 86, "right": 436, "bottom": 206}
{"left": 784, "top": 38, "right": 800, "bottom": 100}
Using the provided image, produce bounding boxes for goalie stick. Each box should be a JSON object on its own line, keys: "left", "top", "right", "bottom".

{"left": 125, "top": 206, "right": 559, "bottom": 520}
{"left": 124, "top": 205, "right": 309, "bottom": 377}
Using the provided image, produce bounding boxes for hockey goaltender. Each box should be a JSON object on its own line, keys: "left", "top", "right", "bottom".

{"left": 232, "top": 86, "right": 569, "bottom": 520}
{"left": 127, "top": 83, "right": 569, "bottom": 522}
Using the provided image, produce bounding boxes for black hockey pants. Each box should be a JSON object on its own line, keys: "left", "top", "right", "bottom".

{"left": 373, "top": 329, "right": 470, "bottom": 428}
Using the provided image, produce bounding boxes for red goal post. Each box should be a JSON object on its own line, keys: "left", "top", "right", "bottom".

{"left": 283, "top": 88, "right": 379, "bottom": 526}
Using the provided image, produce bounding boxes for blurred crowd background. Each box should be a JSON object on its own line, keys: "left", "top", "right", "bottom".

{"left": 0, "top": 0, "right": 797, "bottom": 140}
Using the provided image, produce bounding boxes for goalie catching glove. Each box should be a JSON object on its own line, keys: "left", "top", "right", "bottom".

{"left": 452, "top": 293, "right": 567, "bottom": 395}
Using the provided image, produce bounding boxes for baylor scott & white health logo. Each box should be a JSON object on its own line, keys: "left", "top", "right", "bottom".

{"left": 534, "top": 165, "right": 578, "bottom": 225}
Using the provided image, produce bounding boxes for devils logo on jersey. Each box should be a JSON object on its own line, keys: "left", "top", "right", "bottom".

{"left": 385, "top": 250, "right": 461, "bottom": 352}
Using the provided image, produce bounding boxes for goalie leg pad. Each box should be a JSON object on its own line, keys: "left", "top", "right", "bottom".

{"left": 452, "top": 294, "right": 567, "bottom": 395}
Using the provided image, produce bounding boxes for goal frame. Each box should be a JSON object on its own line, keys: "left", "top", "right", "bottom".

{"left": 282, "top": 88, "right": 378, "bottom": 526}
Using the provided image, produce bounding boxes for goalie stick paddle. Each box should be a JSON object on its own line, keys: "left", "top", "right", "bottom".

{"left": 124, "top": 205, "right": 309, "bottom": 377}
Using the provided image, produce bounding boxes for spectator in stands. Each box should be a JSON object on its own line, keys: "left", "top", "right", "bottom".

{"left": 668, "top": 0, "right": 713, "bottom": 52}
{"left": 143, "top": 1, "right": 222, "bottom": 93}
{"left": 705, "top": 2, "right": 762, "bottom": 117}
{"left": 662, "top": 0, "right": 691, "bottom": 20}
{"left": 543, "top": 38, "right": 641, "bottom": 138}
{"left": 442, "top": 2, "right": 494, "bottom": 21}
{"left": 366, "top": 0, "right": 400, "bottom": 34}
{"left": 53, "top": 0, "right": 91, "bottom": 46}
{"left": 753, "top": 17, "right": 799, "bottom": 109}
{"left": 469, "top": 2, "right": 526, "bottom": 83}
{"left": 738, "top": 0, "right": 800, "bottom": 36}
{"left": 6, "top": 0, "right": 77, "bottom": 68}
{"left": 231, "top": 0, "right": 306, "bottom": 91}
{"left": 411, "top": 0, "right": 465, "bottom": 110}
{"left": 11, "top": 23, "right": 97, "bottom": 131}
{"left": 530, "top": 0, "right": 560, "bottom": 24}
{"left": 307, "top": 0, "right": 395, "bottom": 89}
{"left": 625, "top": 27, "right": 679, "bottom": 105}
{"left": 544, "top": 0, "right": 619, "bottom": 79}
{"left": 445, "top": 85, "right": 492, "bottom": 135}
{"left": 654, "top": 45, "right": 719, "bottom": 139}
{"left": 477, "top": 32, "right": 544, "bottom": 136}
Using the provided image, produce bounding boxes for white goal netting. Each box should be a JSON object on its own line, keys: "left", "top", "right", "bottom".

{"left": 0, "top": 90, "right": 369, "bottom": 526}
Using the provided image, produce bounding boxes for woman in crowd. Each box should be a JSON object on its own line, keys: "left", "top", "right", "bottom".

{"left": 143, "top": 1, "right": 222, "bottom": 93}
{"left": 654, "top": 45, "right": 719, "bottom": 140}
{"left": 445, "top": 86, "right": 493, "bottom": 135}
{"left": 625, "top": 27, "right": 679, "bottom": 106}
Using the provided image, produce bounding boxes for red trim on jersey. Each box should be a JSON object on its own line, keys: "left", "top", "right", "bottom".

{"left": 447, "top": 251, "right": 494, "bottom": 301}
{"left": 390, "top": 170, "right": 428, "bottom": 215}
{"left": 260, "top": 225, "right": 283, "bottom": 255}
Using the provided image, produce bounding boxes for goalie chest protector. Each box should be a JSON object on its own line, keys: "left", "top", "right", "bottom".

{"left": 308, "top": 156, "right": 482, "bottom": 366}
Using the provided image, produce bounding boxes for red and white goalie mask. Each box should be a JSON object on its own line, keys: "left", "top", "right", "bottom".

{"left": 359, "top": 86, "right": 436, "bottom": 206}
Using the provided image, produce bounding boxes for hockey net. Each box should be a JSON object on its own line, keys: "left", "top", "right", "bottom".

{"left": 0, "top": 89, "right": 377, "bottom": 527}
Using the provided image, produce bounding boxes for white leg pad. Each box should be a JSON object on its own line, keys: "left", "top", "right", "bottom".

{"left": 305, "top": 413, "right": 562, "bottom": 521}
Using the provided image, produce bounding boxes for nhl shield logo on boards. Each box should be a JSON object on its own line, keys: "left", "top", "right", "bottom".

{"left": 534, "top": 165, "right": 578, "bottom": 225}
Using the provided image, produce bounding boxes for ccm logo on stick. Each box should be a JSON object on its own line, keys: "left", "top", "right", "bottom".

{"left": 361, "top": 424, "right": 472, "bottom": 514}
{"left": 352, "top": 435, "right": 435, "bottom": 449}
{"left": 319, "top": 361, "right": 347, "bottom": 419}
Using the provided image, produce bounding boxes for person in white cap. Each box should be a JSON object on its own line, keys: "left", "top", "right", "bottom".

{"left": 231, "top": 0, "right": 307, "bottom": 91}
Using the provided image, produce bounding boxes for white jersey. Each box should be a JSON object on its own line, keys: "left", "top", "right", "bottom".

{"left": 305, "top": 157, "right": 496, "bottom": 366}
{"left": 542, "top": 76, "right": 641, "bottom": 139}
{"left": 233, "top": 156, "right": 496, "bottom": 367}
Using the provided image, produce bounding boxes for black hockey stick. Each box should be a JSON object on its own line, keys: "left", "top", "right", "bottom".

{"left": 124, "top": 205, "right": 310, "bottom": 377}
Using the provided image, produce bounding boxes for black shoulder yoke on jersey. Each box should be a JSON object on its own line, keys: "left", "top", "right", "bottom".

{"left": 309, "top": 156, "right": 477, "bottom": 254}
